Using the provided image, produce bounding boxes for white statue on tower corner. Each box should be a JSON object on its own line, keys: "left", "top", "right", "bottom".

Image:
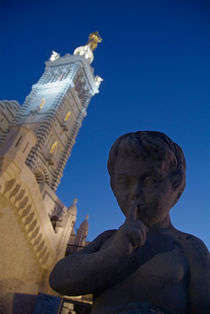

{"left": 50, "top": 50, "right": 60, "bottom": 61}
{"left": 95, "top": 75, "right": 103, "bottom": 87}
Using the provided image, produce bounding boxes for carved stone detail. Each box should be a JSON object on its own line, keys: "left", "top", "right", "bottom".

{"left": 2, "top": 177, "right": 52, "bottom": 269}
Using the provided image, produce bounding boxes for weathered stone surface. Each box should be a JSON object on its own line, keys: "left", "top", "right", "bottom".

{"left": 50, "top": 131, "right": 210, "bottom": 313}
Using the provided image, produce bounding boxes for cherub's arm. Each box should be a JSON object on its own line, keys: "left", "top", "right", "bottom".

{"left": 49, "top": 229, "right": 129, "bottom": 296}
{"left": 187, "top": 236, "right": 210, "bottom": 313}
{"left": 49, "top": 204, "right": 147, "bottom": 296}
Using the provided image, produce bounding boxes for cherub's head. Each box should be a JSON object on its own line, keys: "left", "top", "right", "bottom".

{"left": 108, "top": 131, "right": 186, "bottom": 226}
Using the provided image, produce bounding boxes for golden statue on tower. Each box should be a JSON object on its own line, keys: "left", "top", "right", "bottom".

{"left": 74, "top": 31, "right": 102, "bottom": 64}
{"left": 87, "top": 31, "right": 102, "bottom": 51}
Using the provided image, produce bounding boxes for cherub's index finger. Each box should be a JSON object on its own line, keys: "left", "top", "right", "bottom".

{"left": 127, "top": 203, "right": 138, "bottom": 221}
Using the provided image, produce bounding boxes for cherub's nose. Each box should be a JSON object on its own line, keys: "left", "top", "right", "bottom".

{"left": 131, "top": 183, "right": 143, "bottom": 200}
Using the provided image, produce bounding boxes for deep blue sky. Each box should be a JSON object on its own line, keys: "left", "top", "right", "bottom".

{"left": 0, "top": 0, "right": 209, "bottom": 249}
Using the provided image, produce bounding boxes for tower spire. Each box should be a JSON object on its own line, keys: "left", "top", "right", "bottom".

{"left": 74, "top": 31, "right": 102, "bottom": 64}
{"left": 9, "top": 35, "right": 103, "bottom": 192}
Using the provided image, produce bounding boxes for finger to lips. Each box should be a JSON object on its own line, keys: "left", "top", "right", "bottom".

{"left": 137, "top": 221, "right": 147, "bottom": 244}
{"left": 127, "top": 203, "right": 138, "bottom": 221}
{"left": 131, "top": 228, "right": 145, "bottom": 248}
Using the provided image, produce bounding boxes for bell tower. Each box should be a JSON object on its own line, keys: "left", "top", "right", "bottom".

{"left": 11, "top": 32, "right": 103, "bottom": 191}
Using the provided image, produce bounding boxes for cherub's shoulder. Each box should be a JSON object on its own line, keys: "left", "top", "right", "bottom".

{"left": 79, "top": 229, "right": 117, "bottom": 254}
{"left": 172, "top": 228, "right": 209, "bottom": 264}
{"left": 93, "top": 229, "right": 117, "bottom": 244}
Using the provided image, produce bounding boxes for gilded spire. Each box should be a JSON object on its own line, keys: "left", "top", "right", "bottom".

{"left": 74, "top": 32, "right": 102, "bottom": 64}
{"left": 87, "top": 31, "right": 102, "bottom": 51}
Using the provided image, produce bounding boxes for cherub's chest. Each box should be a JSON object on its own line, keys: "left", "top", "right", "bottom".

{"left": 94, "top": 237, "right": 189, "bottom": 313}
{"left": 128, "top": 243, "right": 188, "bottom": 288}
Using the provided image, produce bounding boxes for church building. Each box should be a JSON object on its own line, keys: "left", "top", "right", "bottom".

{"left": 0, "top": 32, "right": 102, "bottom": 313}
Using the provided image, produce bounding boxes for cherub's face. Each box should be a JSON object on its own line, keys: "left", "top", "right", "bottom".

{"left": 111, "top": 152, "right": 178, "bottom": 226}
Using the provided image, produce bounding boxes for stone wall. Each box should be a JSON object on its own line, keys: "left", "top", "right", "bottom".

{"left": 0, "top": 131, "right": 76, "bottom": 313}
{"left": 0, "top": 195, "right": 43, "bottom": 313}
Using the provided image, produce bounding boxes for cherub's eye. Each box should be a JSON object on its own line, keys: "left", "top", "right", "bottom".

{"left": 117, "top": 175, "right": 130, "bottom": 186}
{"left": 144, "top": 176, "right": 159, "bottom": 184}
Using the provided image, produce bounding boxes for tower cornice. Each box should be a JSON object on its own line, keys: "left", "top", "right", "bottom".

{"left": 45, "top": 54, "right": 100, "bottom": 94}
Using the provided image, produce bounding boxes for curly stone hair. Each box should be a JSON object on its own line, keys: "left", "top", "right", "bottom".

{"left": 108, "top": 131, "right": 186, "bottom": 201}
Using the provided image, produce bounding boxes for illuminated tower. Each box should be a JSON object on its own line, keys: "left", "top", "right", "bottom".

{"left": 0, "top": 34, "right": 102, "bottom": 311}
{"left": 11, "top": 32, "right": 103, "bottom": 191}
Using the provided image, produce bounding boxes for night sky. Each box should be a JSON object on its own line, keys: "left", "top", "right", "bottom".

{"left": 0, "top": 0, "right": 209, "bottom": 249}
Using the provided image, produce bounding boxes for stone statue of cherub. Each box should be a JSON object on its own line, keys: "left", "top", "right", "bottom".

{"left": 50, "top": 131, "right": 210, "bottom": 313}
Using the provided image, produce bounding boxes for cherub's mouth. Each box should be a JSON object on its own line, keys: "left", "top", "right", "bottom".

{"left": 136, "top": 202, "right": 147, "bottom": 217}
{"left": 136, "top": 202, "right": 146, "bottom": 211}
{"left": 136, "top": 203, "right": 153, "bottom": 226}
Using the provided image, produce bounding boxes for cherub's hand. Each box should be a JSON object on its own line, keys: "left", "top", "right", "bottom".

{"left": 111, "top": 203, "right": 148, "bottom": 256}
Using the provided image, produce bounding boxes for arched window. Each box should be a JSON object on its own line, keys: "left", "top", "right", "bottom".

{"left": 51, "top": 73, "right": 58, "bottom": 82}
{"left": 39, "top": 98, "right": 46, "bottom": 109}
{"left": 50, "top": 215, "right": 59, "bottom": 231}
{"left": 64, "top": 111, "right": 71, "bottom": 121}
{"left": 50, "top": 141, "right": 58, "bottom": 154}
{"left": 64, "top": 69, "right": 70, "bottom": 79}
{"left": 58, "top": 72, "right": 65, "bottom": 81}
